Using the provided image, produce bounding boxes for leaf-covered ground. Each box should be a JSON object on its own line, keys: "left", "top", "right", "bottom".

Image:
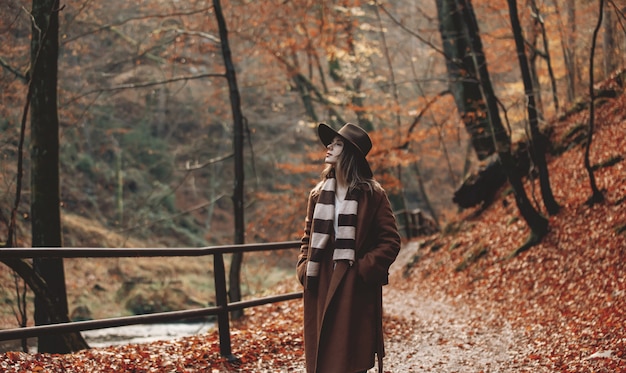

{"left": 1, "top": 75, "right": 625, "bottom": 372}
{"left": 391, "top": 74, "right": 626, "bottom": 372}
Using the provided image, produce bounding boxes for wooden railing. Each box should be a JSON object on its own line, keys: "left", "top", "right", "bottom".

{"left": 0, "top": 241, "right": 302, "bottom": 360}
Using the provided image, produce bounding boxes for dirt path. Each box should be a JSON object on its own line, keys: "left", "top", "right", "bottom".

{"left": 375, "top": 241, "right": 540, "bottom": 373}
{"left": 381, "top": 289, "right": 527, "bottom": 372}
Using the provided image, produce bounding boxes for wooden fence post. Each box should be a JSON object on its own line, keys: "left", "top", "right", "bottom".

{"left": 213, "top": 253, "right": 237, "bottom": 361}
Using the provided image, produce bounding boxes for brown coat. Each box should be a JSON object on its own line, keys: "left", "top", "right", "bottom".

{"left": 297, "top": 183, "right": 401, "bottom": 373}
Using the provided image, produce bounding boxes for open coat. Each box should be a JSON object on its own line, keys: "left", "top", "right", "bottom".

{"left": 297, "top": 182, "right": 401, "bottom": 373}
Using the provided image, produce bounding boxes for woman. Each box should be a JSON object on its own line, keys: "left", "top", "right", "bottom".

{"left": 297, "top": 122, "right": 401, "bottom": 373}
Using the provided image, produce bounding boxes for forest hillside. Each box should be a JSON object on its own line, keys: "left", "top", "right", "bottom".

{"left": 1, "top": 64, "right": 624, "bottom": 373}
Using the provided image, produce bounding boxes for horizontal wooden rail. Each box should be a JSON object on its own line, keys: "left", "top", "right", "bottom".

{"left": 0, "top": 291, "right": 303, "bottom": 341}
{"left": 0, "top": 240, "right": 301, "bottom": 258}
{"left": 0, "top": 241, "right": 302, "bottom": 360}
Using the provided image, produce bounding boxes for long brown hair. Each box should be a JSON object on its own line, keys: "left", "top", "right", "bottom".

{"left": 320, "top": 142, "right": 378, "bottom": 193}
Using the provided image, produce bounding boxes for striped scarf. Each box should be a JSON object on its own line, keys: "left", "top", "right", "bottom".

{"left": 305, "top": 176, "right": 358, "bottom": 290}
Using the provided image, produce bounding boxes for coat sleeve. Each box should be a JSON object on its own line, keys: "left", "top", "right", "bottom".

{"left": 296, "top": 189, "right": 317, "bottom": 286}
{"left": 357, "top": 189, "right": 401, "bottom": 285}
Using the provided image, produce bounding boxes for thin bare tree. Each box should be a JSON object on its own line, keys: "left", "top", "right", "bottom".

{"left": 213, "top": 0, "right": 246, "bottom": 320}
{"left": 584, "top": 0, "right": 606, "bottom": 205}
{"left": 507, "top": 0, "right": 560, "bottom": 215}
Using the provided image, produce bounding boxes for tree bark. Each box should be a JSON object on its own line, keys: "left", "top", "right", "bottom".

{"left": 565, "top": 0, "right": 577, "bottom": 102}
{"left": 584, "top": 0, "right": 606, "bottom": 205}
{"left": 529, "top": 0, "right": 559, "bottom": 114}
{"left": 30, "top": 0, "right": 87, "bottom": 353}
{"left": 292, "top": 70, "right": 319, "bottom": 122}
{"left": 436, "top": 0, "right": 501, "bottom": 160}
{"left": 213, "top": 0, "right": 245, "bottom": 319}
{"left": 526, "top": 5, "right": 545, "bottom": 116}
{"left": 1, "top": 258, "right": 89, "bottom": 351}
{"left": 507, "top": 0, "right": 560, "bottom": 215}
{"left": 458, "top": 0, "right": 548, "bottom": 243}
{"left": 555, "top": 0, "right": 578, "bottom": 103}
{"left": 602, "top": 3, "right": 618, "bottom": 77}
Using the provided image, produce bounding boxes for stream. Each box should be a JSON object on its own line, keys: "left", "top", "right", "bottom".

{"left": 82, "top": 321, "right": 215, "bottom": 348}
{"left": 0, "top": 321, "right": 215, "bottom": 353}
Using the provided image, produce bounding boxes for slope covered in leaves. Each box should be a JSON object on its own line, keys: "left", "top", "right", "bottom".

{"left": 1, "top": 74, "right": 625, "bottom": 371}
{"left": 397, "top": 73, "right": 626, "bottom": 372}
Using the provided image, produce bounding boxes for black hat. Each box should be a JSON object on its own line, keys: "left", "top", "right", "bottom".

{"left": 318, "top": 122, "right": 373, "bottom": 178}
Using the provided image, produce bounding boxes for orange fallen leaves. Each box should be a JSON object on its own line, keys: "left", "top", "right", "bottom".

{"left": 1, "top": 72, "right": 625, "bottom": 373}
{"left": 397, "top": 75, "right": 626, "bottom": 372}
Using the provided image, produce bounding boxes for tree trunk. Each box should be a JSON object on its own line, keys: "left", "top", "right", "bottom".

{"left": 507, "top": 0, "right": 560, "bottom": 215}
{"left": 1, "top": 258, "right": 88, "bottom": 351}
{"left": 557, "top": 0, "right": 577, "bottom": 103}
{"left": 602, "top": 4, "right": 618, "bottom": 77}
{"left": 526, "top": 7, "right": 545, "bottom": 116}
{"left": 30, "top": 0, "right": 86, "bottom": 353}
{"left": 529, "top": 0, "right": 559, "bottom": 114}
{"left": 566, "top": 0, "right": 578, "bottom": 101}
{"left": 292, "top": 67, "right": 319, "bottom": 122}
{"left": 584, "top": 0, "right": 605, "bottom": 205}
{"left": 213, "top": 0, "right": 245, "bottom": 319}
{"left": 458, "top": 0, "right": 548, "bottom": 244}
{"left": 436, "top": 0, "right": 501, "bottom": 160}
{"left": 411, "top": 161, "right": 439, "bottom": 227}
{"left": 453, "top": 153, "right": 508, "bottom": 209}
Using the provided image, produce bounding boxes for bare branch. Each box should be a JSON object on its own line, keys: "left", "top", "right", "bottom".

{"left": 367, "top": 89, "right": 451, "bottom": 159}
{"left": 62, "top": 6, "right": 214, "bottom": 44}
{"left": 63, "top": 72, "right": 226, "bottom": 105}
{"left": 398, "top": 89, "right": 451, "bottom": 150}
{"left": 0, "top": 57, "right": 28, "bottom": 82}
{"left": 169, "top": 28, "right": 220, "bottom": 44}
{"left": 182, "top": 152, "right": 235, "bottom": 171}
{"left": 378, "top": 3, "right": 447, "bottom": 58}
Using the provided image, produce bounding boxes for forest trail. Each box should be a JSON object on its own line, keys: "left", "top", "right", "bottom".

{"left": 377, "top": 241, "right": 541, "bottom": 373}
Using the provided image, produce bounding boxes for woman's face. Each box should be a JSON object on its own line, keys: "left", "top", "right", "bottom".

{"left": 324, "top": 136, "right": 344, "bottom": 165}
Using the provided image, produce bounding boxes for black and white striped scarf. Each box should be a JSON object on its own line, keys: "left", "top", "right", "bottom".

{"left": 305, "top": 176, "right": 358, "bottom": 290}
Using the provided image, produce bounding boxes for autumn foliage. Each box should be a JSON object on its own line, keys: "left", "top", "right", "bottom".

{"left": 1, "top": 0, "right": 625, "bottom": 370}
{"left": 1, "top": 70, "right": 624, "bottom": 372}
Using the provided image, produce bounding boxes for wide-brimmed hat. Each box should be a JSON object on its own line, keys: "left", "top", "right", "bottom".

{"left": 318, "top": 122, "right": 373, "bottom": 178}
